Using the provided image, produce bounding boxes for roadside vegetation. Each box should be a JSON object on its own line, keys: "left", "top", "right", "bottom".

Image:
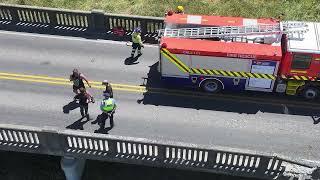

{"left": 0, "top": 0, "right": 319, "bottom": 21}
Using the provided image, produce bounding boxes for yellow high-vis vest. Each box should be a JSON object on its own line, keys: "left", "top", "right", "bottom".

{"left": 132, "top": 32, "right": 143, "bottom": 45}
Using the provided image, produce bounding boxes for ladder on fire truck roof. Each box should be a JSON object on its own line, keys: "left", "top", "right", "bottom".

{"left": 159, "top": 21, "right": 309, "bottom": 40}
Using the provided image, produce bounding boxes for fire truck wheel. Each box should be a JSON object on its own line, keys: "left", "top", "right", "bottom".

{"left": 302, "top": 86, "right": 319, "bottom": 100}
{"left": 202, "top": 80, "right": 222, "bottom": 93}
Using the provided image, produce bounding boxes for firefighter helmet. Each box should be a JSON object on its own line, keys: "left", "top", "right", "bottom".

{"left": 102, "top": 80, "right": 109, "bottom": 85}
{"left": 176, "top": 6, "right": 184, "bottom": 12}
{"left": 134, "top": 27, "right": 141, "bottom": 33}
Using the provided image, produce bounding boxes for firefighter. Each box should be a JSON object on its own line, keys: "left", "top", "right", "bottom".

{"left": 102, "top": 80, "right": 113, "bottom": 98}
{"left": 130, "top": 27, "right": 144, "bottom": 59}
{"left": 74, "top": 87, "right": 94, "bottom": 120}
{"left": 175, "top": 6, "right": 184, "bottom": 14}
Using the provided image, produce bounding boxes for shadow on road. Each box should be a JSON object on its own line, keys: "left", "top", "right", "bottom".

{"left": 311, "top": 167, "right": 320, "bottom": 179}
{"left": 311, "top": 116, "right": 320, "bottom": 125}
{"left": 92, "top": 113, "right": 114, "bottom": 134}
{"left": 66, "top": 117, "right": 90, "bottom": 130}
{"left": 137, "top": 62, "right": 320, "bottom": 117}
{"left": 63, "top": 100, "right": 79, "bottom": 114}
{"left": 124, "top": 55, "right": 142, "bottom": 65}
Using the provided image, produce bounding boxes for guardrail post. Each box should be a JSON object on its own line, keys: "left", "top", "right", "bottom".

{"left": 107, "top": 139, "right": 118, "bottom": 156}
{"left": 38, "top": 127, "right": 65, "bottom": 156}
{"left": 104, "top": 15, "right": 111, "bottom": 31}
{"left": 140, "top": 19, "right": 148, "bottom": 36}
{"left": 90, "top": 9, "right": 106, "bottom": 33}
{"left": 8, "top": 7, "right": 19, "bottom": 23}
{"left": 157, "top": 145, "right": 166, "bottom": 164}
{"left": 48, "top": 11, "right": 58, "bottom": 29}
{"left": 208, "top": 151, "right": 217, "bottom": 166}
{"left": 257, "top": 156, "right": 271, "bottom": 176}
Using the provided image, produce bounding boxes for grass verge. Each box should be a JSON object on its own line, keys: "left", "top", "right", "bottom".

{"left": 0, "top": 0, "right": 319, "bottom": 21}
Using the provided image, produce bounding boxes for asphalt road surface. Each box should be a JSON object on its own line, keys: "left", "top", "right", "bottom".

{"left": 0, "top": 30, "right": 319, "bottom": 166}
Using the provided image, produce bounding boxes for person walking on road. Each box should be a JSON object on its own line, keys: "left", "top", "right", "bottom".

{"left": 69, "top": 69, "right": 92, "bottom": 95}
{"left": 130, "top": 27, "right": 144, "bottom": 59}
{"left": 99, "top": 92, "right": 117, "bottom": 128}
{"left": 102, "top": 80, "right": 113, "bottom": 98}
{"left": 74, "top": 87, "right": 94, "bottom": 120}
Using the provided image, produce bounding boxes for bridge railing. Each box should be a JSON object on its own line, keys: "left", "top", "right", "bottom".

{"left": 0, "top": 3, "right": 164, "bottom": 43}
{"left": 0, "top": 123, "right": 289, "bottom": 179}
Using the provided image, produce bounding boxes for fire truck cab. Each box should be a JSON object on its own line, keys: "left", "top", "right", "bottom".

{"left": 280, "top": 22, "right": 320, "bottom": 98}
{"left": 158, "top": 13, "right": 320, "bottom": 99}
{"left": 281, "top": 22, "right": 320, "bottom": 79}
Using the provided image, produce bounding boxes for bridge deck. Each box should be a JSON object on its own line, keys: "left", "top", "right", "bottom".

{"left": 0, "top": 30, "right": 319, "bottom": 165}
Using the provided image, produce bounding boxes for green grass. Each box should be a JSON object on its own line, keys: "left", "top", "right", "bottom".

{"left": 1, "top": 0, "right": 319, "bottom": 21}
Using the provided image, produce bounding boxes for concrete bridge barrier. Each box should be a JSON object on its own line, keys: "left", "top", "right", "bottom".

{"left": 0, "top": 3, "right": 164, "bottom": 43}
{"left": 0, "top": 123, "right": 316, "bottom": 179}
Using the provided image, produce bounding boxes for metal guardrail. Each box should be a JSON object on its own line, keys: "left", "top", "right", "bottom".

{"left": 0, "top": 123, "right": 289, "bottom": 179}
{"left": 0, "top": 3, "right": 164, "bottom": 43}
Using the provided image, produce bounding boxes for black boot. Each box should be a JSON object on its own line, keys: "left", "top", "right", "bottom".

{"left": 86, "top": 114, "right": 92, "bottom": 120}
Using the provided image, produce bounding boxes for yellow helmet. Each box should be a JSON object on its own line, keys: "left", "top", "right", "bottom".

{"left": 177, "top": 6, "right": 184, "bottom": 12}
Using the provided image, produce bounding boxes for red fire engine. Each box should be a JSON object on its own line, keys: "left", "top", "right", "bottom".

{"left": 158, "top": 13, "right": 320, "bottom": 99}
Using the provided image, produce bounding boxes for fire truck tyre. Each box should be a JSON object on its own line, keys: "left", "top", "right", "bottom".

{"left": 202, "top": 80, "right": 222, "bottom": 93}
{"left": 302, "top": 87, "right": 319, "bottom": 100}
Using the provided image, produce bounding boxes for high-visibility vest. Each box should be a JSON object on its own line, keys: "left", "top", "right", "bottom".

{"left": 132, "top": 33, "right": 142, "bottom": 45}
{"left": 100, "top": 98, "right": 116, "bottom": 112}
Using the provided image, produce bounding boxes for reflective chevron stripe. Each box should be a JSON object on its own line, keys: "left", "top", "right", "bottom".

{"left": 160, "top": 49, "right": 190, "bottom": 73}
{"left": 161, "top": 49, "right": 319, "bottom": 81}
{"left": 282, "top": 75, "right": 317, "bottom": 81}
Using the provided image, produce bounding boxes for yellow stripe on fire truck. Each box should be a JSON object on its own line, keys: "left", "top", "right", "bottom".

{"left": 160, "top": 49, "right": 191, "bottom": 73}
{"left": 161, "top": 48, "right": 318, "bottom": 81}
{"left": 281, "top": 74, "right": 317, "bottom": 81}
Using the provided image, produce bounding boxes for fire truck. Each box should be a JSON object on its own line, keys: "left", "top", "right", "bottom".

{"left": 157, "top": 13, "right": 320, "bottom": 99}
